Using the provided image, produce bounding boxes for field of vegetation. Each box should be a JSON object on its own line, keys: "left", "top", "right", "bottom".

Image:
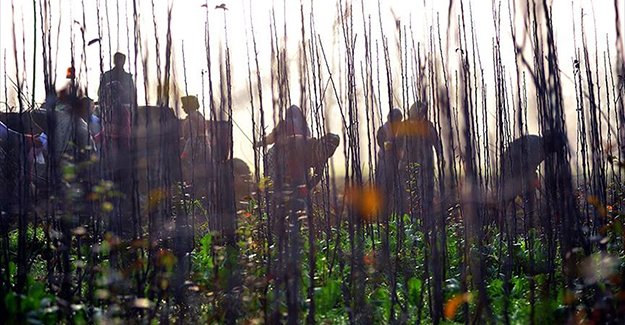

{"left": 1, "top": 0, "right": 624, "bottom": 324}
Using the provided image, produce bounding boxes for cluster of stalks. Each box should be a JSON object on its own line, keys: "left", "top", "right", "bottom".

{"left": 1, "top": 0, "right": 624, "bottom": 323}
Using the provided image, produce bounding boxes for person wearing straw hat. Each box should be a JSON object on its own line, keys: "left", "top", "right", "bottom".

{"left": 180, "top": 95, "right": 208, "bottom": 144}
{"left": 180, "top": 95, "right": 211, "bottom": 198}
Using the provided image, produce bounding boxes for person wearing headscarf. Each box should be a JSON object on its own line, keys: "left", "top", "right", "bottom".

{"left": 260, "top": 104, "right": 311, "bottom": 147}
{"left": 258, "top": 105, "right": 312, "bottom": 190}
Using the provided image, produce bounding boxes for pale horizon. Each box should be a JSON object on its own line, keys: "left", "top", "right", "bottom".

{"left": 1, "top": 0, "right": 623, "bottom": 176}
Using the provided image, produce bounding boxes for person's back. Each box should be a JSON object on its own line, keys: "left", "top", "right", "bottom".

{"left": 275, "top": 105, "right": 310, "bottom": 145}
{"left": 180, "top": 96, "right": 208, "bottom": 155}
{"left": 376, "top": 109, "right": 403, "bottom": 159}
{"left": 399, "top": 101, "right": 443, "bottom": 219}
{"left": 497, "top": 131, "right": 567, "bottom": 203}
{"left": 260, "top": 105, "right": 311, "bottom": 189}
{"left": 403, "top": 101, "right": 441, "bottom": 167}
{"left": 98, "top": 53, "right": 134, "bottom": 143}
{"left": 403, "top": 118, "right": 439, "bottom": 171}
{"left": 376, "top": 122, "right": 394, "bottom": 157}
{"left": 99, "top": 71, "right": 132, "bottom": 102}
{"left": 89, "top": 114, "right": 101, "bottom": 136}
{"left": 374, "top": 108, "right": 404, "bottom": 216}
{"left": 51, "top": 98, "right": 93, "bottom": 165}
{"left": 181, "top": 109, "right": 208, "bottom": 142}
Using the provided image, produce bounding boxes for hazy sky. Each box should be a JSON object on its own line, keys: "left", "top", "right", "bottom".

{"left": 1, "top": 0, "right": 623, "bottom": 173}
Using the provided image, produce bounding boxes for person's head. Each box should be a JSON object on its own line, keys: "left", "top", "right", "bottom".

{"left": 79, "top": 97, "right": 95, "bottom": 119}
{"left": 408, "top": 100, "right": 428, "bottom": 120}
{"left": 233, "top": 158, "right": 251, "bottom": 178}
{"left": 285, "top": 105, "right": 304, "bottom": 120}
{"left": 387, "top": 108, "right": 403, "bottom": 123}
{"left": 56, "top": 83, "right": 83, "bottom": 107}
{"left": 543, "top": 129, "right": 568, "bottom": 153}
{"left": 113, "top": 52, "right": 126, "bottom": 68}
{"left": 181, "top": 95, "right": 200, "bottom": 114}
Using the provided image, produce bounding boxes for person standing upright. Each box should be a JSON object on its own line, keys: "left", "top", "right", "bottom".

{"left": 402, "top": 100, "right": 442, "bottom": 219}
{"left": 97, "top": 52, "right": 136, "bottom": 240}
{"left": 375, "top": 108, "right": 404, "bottom": 217}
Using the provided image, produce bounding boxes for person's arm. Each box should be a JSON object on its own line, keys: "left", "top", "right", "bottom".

{"left": 257, "top": 129, "right": 276, "bottom": 147}
{"left": 376, "top": 125, "right": 386, "bottom": 148}
{"left": 430, "top": 122, "right": 444, "bottom": 167}
{"left": 180, "top": 118, "right": 189, "bottom": 141}
{"left": 395, "top": 132, "right": 406, "bottom": 161}
{"left": 97, "top": 73, "right": 106, "bottom": 102}
{"left": 0, "top": 121, "right": 9, "bottom": 139}
{"left": 128, "top": 74, "right": 138, "bottom": 107}
{"left": 0, "top": 121, "right": 40, "bottom": 147}
{"left": 257, "top": 121, "right": 282, "bottom": 147}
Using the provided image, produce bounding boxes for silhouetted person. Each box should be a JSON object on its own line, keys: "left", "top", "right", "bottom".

{"left": 402, "top": 100, "right": 442, "bottom": 218}
{"left": 180, "top": 95, "right": 211, "bottom": 199}
{"left": 497, "top": 130, "right": 567, "bottom": 204}
{"left": 375, "top": 108, "right": 404, "bottom": 215}
{"left": 48, "top": 88, "right": 96, "bottom": 222}
{"left": 97, "top": 52, "right": 133, "bottom": 159}
{"left": 78, "top": 97, "right": 101, "bottom": 148}
{"left": 98, "top": 52, "right": 135, "bottom": 107}
{"left": 180, "top": 95, "right": 209, "bottom": 161}
{"left": 307, "top": 133, "right": 340, "bottom": 189}
{"left": 232, "top": 158, "right": 253, "bottom": 210}
{"left": 50, "top": 89, "right": 95, "bottom": 167}
{"left": 259, "top": 105, "right": 311, "bottom": 191}
{"left": 258, "top": 105, "right": 311, "bottom": 324}
{"left": 1, "top": 121, "right": 42, "bottom": 214}
{"left": 97, "top": 52, "right": 136, "bottom": 240}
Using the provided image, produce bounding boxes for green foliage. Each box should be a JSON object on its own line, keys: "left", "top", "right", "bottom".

{"left": 4, "top": 278, "right": 57, "bottom": 324}
{"left": 407, "top": 277, "right": 422, "bottom": 306}
{"left": 192, "top": 232, "right": 214, "bottom": 284}
{"left": 314, "top": 279, "right": 341, "bottom": 315}
{"left": 2, "top": 175, "right": 623, "bottom": 323}
{"left": 369, "top": 286, "right": 391, "bottom": 322}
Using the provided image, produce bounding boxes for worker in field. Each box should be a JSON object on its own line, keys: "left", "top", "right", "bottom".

{"left": 97, "top": 52, "right": 136, "bottom": 239}
{"left": 259, "top": 104, "right": 311, "bottom": 191}
{"left": 375, "top": 108, "right": 404, "bottom": 216}
{"left": 497, "top": 130, "right": 567, "bottom": 205}
{"left": 1, "top": 120, "right": 43, "bottom": 214}
{"left": 401, "top": 100, "right": 443, "bottom": 219}
{"left": 97, "top": 52, "right": 134, "bottom": 156}
{"left": 180, "top": 95, "right": 211, "bottom": 199}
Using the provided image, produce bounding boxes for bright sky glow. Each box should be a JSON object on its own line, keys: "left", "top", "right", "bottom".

{"left": 1, "top": 0, "right": 623, "bottom": 172}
